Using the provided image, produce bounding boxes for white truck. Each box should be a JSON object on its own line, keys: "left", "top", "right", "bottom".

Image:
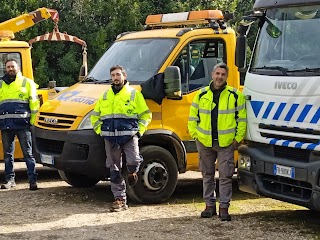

{"left": 236, "top": 0, "right": 320, "bottom": 211}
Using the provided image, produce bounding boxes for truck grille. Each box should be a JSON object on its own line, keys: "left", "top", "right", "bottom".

{"left": 36, "top": 137, "right": 64, "bottom": 155}
{"left": 37, "top": 112, "right": 77, "bottom": 130}
{"left": 259, "top": 123, "right": 320, "bottom": 144}
{"left": 260, "top": 174, "right": 312, "bottom": 200}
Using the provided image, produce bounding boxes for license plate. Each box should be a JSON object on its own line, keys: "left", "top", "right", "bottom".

{"left": 273, "top": 164, "right": 295, "bottom": 179}
{"left": 40, "top": 154, "right": 54, "bottom": 165}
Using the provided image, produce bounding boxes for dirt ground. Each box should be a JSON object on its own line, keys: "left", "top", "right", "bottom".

{"left": 0, "top": 162, "right": 319, "bottom": 240}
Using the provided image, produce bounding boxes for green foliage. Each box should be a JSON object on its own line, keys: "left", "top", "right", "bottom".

{"left": 1, "top": 0, "right": 257, "bottom": 87}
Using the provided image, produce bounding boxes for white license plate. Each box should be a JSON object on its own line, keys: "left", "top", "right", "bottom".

{"left": 273, "top": 164, "right": 295, "bottom": 179}
{"left": 40, "top": 154, "right": 54, "bottom": 165}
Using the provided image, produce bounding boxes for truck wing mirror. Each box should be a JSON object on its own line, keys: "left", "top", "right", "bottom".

{"left": 164, "top": 66, "right": 182, "bottom": 99}
{"left": 236, "top": 18, "right": 257, "bottom": 70}
{"left": 236, "top": 34, "right": 247, "bottom": 69}
{"left": 236, "top": 23, "right": 251, "bottom": 69}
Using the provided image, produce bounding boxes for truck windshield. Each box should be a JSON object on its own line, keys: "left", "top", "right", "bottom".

{"left": 250, "top": 5, "right": 320, "bottom": 76}
{"left": 86, "top": 38, "right": 178, "bottom": 83}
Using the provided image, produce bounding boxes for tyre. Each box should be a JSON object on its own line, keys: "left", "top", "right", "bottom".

{"left": 127, "top": 145, "right": 178, "bottom": 203}
{"left": 58, "top": 170, "right": 99, "bottom": 188}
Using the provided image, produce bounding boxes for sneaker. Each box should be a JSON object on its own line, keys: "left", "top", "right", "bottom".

{"left": 110, "top": 198, "right": 128, "bottom": 212}
{"left": 200, "top": 205, "right": 217, "bottom": 218}
{"left": 219, "top": 207, "right": 231, "bottom": 221}
{"left": 29, "top": 182, "right": 38, "bottom": 191}
{"left": 1, "top": 180, "right": 16, "bottom": 189}
{"left": 127, "top": 172, "right": 138, "bottom": 187}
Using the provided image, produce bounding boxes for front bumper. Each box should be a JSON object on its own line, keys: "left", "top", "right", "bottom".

{"left": 32, "top": 127, "right": 108, "bottom": 179}
{"left": 237, "top": 143, "right": 320, "bottom": 211}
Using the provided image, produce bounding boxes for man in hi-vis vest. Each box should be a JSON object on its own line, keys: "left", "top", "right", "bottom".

{"left": 0, "top": 59, "right": 39, "bottom": 190}
{"left": 91, "top": 65, "right": 151, "bottom": 212}
{"left": 188, "top": 63, "right": 246, "bottom": 221}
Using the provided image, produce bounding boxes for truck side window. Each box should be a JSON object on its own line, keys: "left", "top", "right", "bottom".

{"left": 172, "top": 46, "right": 191, "bottom": 93}
{"left": 172, "top": 39, "right": 226, "bottom": 93}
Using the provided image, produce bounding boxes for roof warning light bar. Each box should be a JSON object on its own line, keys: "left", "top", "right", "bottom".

{"left": 145, "top": 10, "right": 233, "bottom": 29}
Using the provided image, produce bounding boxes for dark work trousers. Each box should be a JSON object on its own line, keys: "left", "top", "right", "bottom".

{"left": 1, "top": 129, "right": 37, "bottom": 183}
{"left": 104, "top": 135, "right": 143, "bottom": 203}
{"left": 196, "top": 139, "right": 235, "bottom": 208}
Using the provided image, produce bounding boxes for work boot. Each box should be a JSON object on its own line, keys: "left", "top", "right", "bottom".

{"left": 29, "top": 182, "right": 38, "bottom": 191}
{"left": 127, "top": 172, "right": 138, "bottom": 187}
{"left": 219, "top": 207, "right": 231, "bottom": 221}
{"left": 110, "top": 198, "right": 128, "bottom": 212}
{"left": 1, "top": 180, "right": 16, "bottom": 189}
{"left": 200, "top": 205, "right": 217, "bottom": 218}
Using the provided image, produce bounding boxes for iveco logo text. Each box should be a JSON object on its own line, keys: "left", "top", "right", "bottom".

{"left": 274, "top": 81, "right": 297, "bottom": 89}
{"left": 44, "top": 118, "right": 58, "bottom": 125}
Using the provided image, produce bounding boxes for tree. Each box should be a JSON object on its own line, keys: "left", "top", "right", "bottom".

{"left": 1, "top": 0, "right": 257, "bottom": 87}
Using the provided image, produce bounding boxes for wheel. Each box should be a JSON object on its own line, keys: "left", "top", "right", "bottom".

{"left": 58, "top": 170, "right": 99, "bottom": 187}
{"left": 126, "top": 145, "right": 178, "bottom": 203}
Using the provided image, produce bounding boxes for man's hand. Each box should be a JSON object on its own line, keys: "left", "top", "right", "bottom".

{"left": 137, "top": 132, "right": 141, "bottom": 138}
{"left": 232, "top": 140, "right": 239, "bottom": 150}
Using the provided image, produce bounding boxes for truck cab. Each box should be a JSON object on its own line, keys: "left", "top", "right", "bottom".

{"left": 236, "top": 0, "right": 320, "bottom": 210}
{"left": 0, "top": 34, "right": 53, "bottom": 161}
{"left": 33, "top": 9, "right": 241, "bottom": 203}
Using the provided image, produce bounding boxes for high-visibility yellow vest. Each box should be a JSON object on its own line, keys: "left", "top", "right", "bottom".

{"left": 188, "top": 83, "right": 247, "bottom": 147}
{"left": 91, "top": 82, "right": 152, "bottom": 145}
{"left": 0, "top": 72, "right": 39, "bottom": 129}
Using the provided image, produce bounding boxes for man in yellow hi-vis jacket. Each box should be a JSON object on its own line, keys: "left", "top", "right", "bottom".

{"left": 0, "top": 59, "right": 40, "bottom": 190}
{"left": 91, "top": 65, "right": 151, "bottom": 212}
{"left": 188, "top": 63, "right": 246, "bottom": 221}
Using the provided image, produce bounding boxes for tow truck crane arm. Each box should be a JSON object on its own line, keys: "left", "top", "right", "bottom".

{"left": 0, "top": 7, "right": 59, "bottom": 33}
{"left": 0, "top": 7, "right": 88, "bottom": 81}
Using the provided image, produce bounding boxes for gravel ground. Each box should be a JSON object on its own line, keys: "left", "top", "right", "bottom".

{"left": 0, "top": 162, "right": 319, "bottom": 240}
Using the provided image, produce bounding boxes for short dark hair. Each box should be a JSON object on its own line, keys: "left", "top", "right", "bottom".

{"left": 110, "top": 65, "right": 126, "bottom": 75}
{"left": 212, "top": 62, "right": 229, "bottom": 75}
{"left": 5, "top": 59, "right": 18, "bottom": 65}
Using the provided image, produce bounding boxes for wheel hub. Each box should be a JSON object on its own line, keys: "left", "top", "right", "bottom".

{"left": 142, "top": 162, "right": 168, "bottom": 190}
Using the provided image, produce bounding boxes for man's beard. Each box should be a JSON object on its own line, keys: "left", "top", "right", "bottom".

{"left": 113, "top": 84, "right": 123, "bottom": 90}
{"left": 113, "top": 81, "right": 124, "bottom": 89}
{"left": 7, "top": 72, "right": 16, "bottom": 80}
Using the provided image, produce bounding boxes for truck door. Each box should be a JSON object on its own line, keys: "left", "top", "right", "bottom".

{"left": 162, "top": 38, "right": 227, "bottom": 169}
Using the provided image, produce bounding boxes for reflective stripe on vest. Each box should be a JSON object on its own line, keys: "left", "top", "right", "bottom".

{"left": 100, "top": 113, "right": 138, "bottom": 120}
{"left": 0, "top": 113, "right": 30, "bottom": 119}
{"left": 101, "top": 130, "right": 138, "bottom": 136}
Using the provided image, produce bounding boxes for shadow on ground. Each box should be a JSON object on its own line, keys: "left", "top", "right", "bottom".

{"left": 0, "top": 163, "right": 60, "bottom": 183}
{"left": 0, "top": 208, "right": 319, "bottom": 240}
{"left": 0, "top": 165, "right": 319, "bottom": 240}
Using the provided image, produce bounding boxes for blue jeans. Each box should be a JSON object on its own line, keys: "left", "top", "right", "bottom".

{"left": 1, "top": 129, "right": 37, "bottom": 183}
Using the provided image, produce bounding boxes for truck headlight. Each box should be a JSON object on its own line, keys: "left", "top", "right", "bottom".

{"left": 78, "top": 111, "right": 93, "bottom": 130}
{"left": 238, "top": 154, "right": 251, "bottom": 171}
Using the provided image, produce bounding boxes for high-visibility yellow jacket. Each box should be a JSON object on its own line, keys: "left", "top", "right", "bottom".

{"left": 91, "top": 82, "right": 152, "bottom": 145}
{"left": 0, "top": 72, "right": 39, "bottom": 130}
{"left": 188, "top": 83, "right": 247, "bottom": 147}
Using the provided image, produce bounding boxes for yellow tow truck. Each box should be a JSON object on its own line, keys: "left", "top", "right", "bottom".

{"left": 33, "top": 9, "right": 241, "bottom": 203}
{"left": 0, "top": 8, "right": 87, "bottom": 161}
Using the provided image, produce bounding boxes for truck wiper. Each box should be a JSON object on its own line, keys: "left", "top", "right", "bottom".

{"left": 83, "top": 76, "right": 99, "bottom": 82}
{"left": 253, "top": 66, "right": 288, "bottom": 76}
{"left": 94, "top": 79, "right": 112, "bottom": 84}
{"left": 287, "top": 67, "right": 320, "bottom": 73}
